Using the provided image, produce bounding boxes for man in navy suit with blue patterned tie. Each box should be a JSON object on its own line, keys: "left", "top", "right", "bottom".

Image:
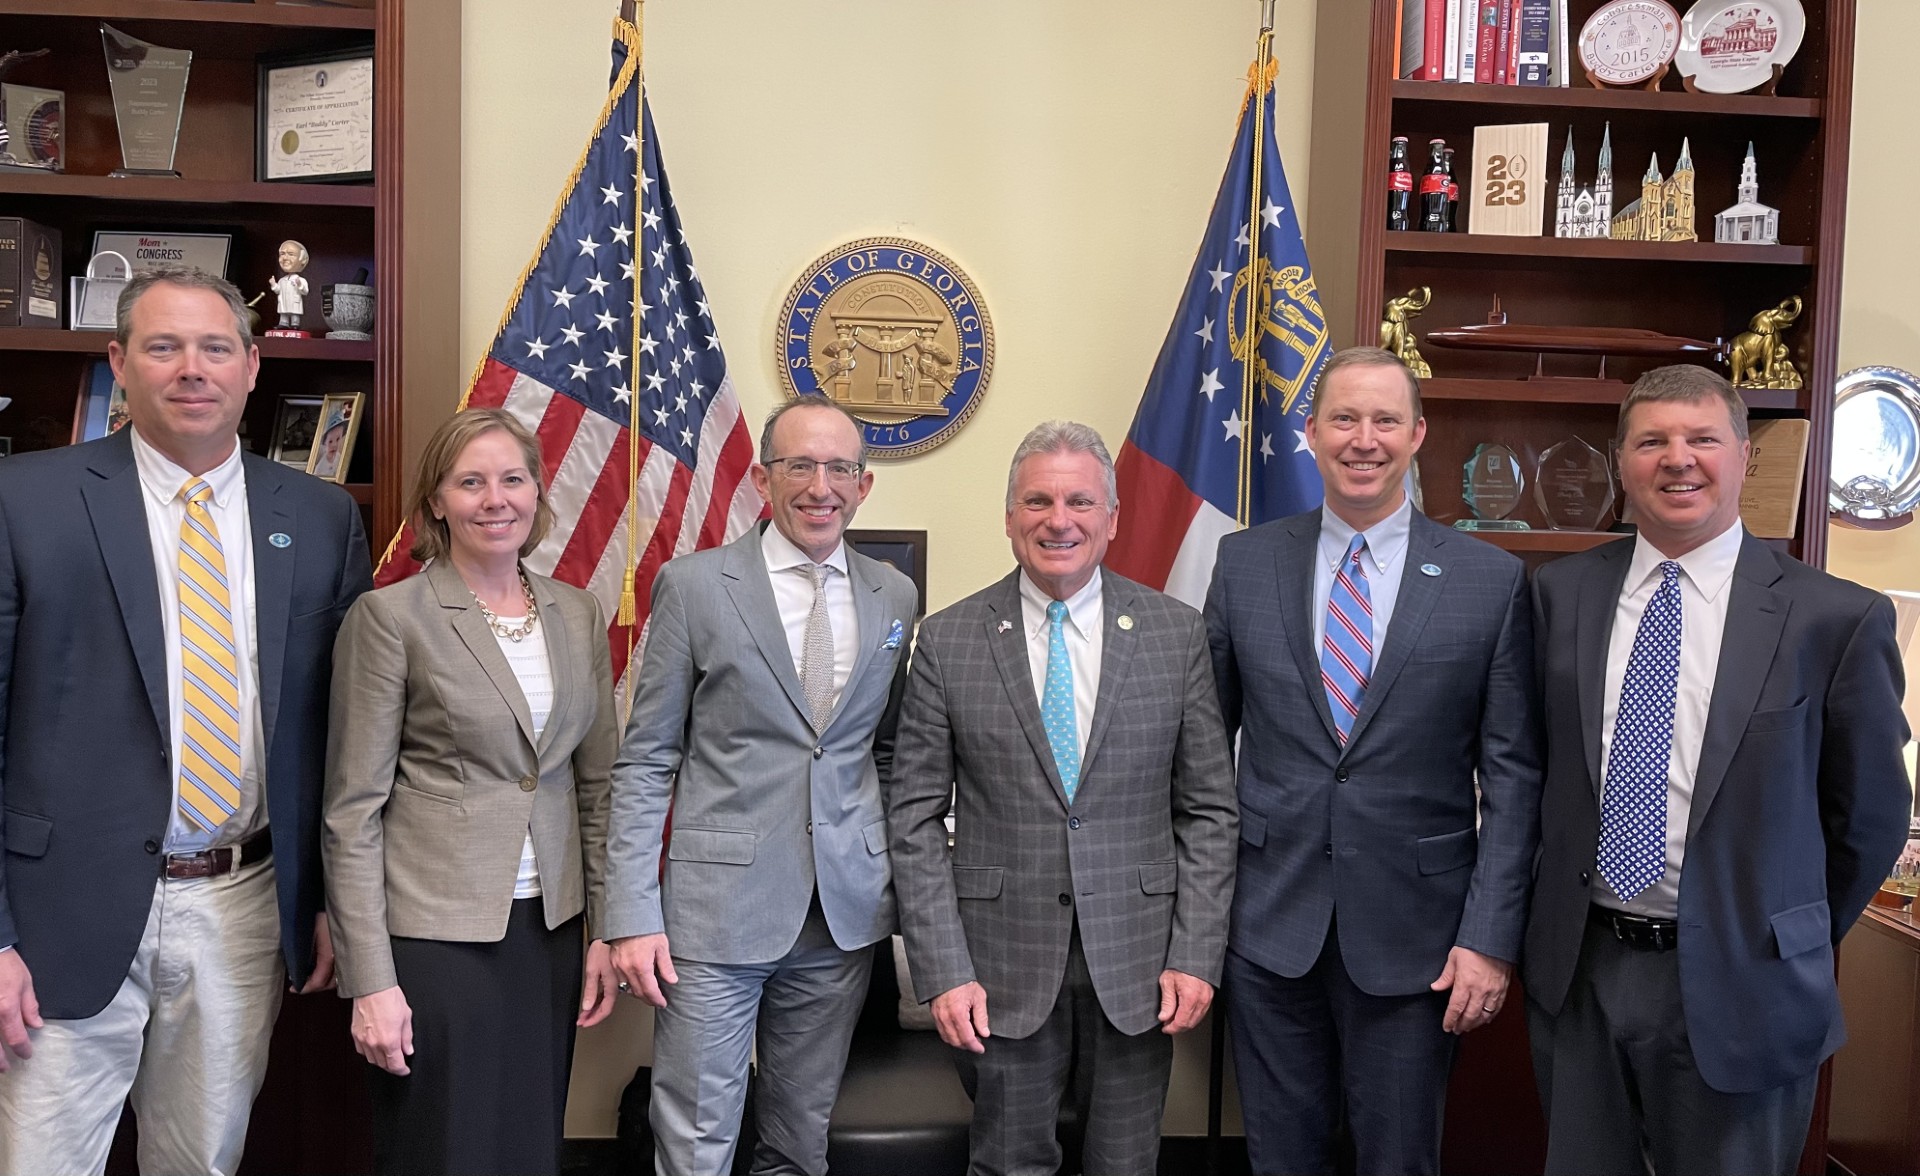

{"left": 1526, "top": 365, "right": 1910, "bottom": 1175}
{"left": 1205, "top": 347, "right": 1542, "bottom": 1176}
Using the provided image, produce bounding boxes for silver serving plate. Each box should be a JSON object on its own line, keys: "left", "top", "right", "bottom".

{"left": 1830, "top": 366, "right": 1920, "bottom": 520}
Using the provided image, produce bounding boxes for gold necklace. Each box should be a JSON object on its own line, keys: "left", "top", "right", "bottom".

{"left": 471, "top": 571, "right": 538, "bottom": 642}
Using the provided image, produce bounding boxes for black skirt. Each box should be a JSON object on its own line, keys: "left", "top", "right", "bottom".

{"left": 369, "top": 899, "right": 584, "bottom": 1176}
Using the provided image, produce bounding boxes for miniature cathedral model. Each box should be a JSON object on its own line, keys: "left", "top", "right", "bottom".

{"left": 1554, "top": 124, "right": 1613, "bottom": 239}
{"left": 1714, "top": 142, "right": 1780, "bottom": 245}
{"left": 1611, "top": 138, "right": 1696, "bottom": 243}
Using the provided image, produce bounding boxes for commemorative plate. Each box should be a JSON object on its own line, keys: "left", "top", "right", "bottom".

{"left": 1676, "top": 0, "right": 1805, "bottom": 94}
{"left": 1579, "top": 0, "right": 1682, "bottom": 86}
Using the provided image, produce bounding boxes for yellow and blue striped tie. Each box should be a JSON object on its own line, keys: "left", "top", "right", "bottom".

{"left": 177, "top": 478, "right": 243, "bottom": 833}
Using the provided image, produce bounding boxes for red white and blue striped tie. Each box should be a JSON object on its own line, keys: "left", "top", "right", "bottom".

{"left": 1321, "top": 535, "right": 1373, "bottom": 746}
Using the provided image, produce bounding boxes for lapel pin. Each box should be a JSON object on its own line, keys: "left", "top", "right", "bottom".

{"left": 1117, "top": 614, "right": 1134, "bottom": 631}
{"left": 1420, "top": 563, "right": 1441, "bottom": 577}
{"left": 269, "top": 532, "right": 292, "bottom": 549}
{"left": 997, "top": 619, "right": 1013, "bottom": 634}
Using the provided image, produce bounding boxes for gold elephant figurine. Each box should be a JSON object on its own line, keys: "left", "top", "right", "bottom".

{"left": 1728, "top": 296, "right": 1803, "bottom": 389}
{"left": 1380, "top": 287, "right": 1433, "bottom": 378}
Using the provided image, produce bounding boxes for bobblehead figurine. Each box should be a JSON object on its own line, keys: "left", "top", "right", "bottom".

{"left": 266, "top": 239, "right": 311, "bottom": 337}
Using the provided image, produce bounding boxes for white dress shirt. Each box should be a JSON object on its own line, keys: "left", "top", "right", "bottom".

{"left": 1592, "top": 519, "right": 1743, "bottom": 918}
{"left": 762, "top": 524, "right": 858, "bottom": 710}
{"left": 1018, "top": 569, "right": 1103, "bottom": 755}
{"left": 494, "top": 614, "right": 553, "bottom": 899}
{"left": 131, "top": 427, "right": 264, "bottom": 853}
{"left": 1312, "top": 498, "right": 1414, "bottom": 660}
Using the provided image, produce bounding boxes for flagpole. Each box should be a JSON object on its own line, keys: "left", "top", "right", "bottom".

{"left": 618, "top": 0, "right": 645, "bottom": 634}
{"left": 1237, "top": 9, "right": 1275, "bottom": 529}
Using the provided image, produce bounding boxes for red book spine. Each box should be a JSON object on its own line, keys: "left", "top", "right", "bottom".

{"left": 1508, "top": 0, "right": 1525, "bottom": 83}
{"left": 1475, "top": 0, "right": 1499, "bottom": 83}
{"left": 1422, "top": 0, "right": 1448, "bottom": 79}
{"left": 1494, "top": 0, "right": 1514, "bottom": 84}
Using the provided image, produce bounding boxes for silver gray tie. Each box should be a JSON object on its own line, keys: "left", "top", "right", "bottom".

{"left": 801, "top": 564, "right": 835, "bottom": 732}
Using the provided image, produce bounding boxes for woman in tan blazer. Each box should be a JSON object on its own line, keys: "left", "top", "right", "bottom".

{"left": 324, "top": 409, "right": 617, "bottom": 1176}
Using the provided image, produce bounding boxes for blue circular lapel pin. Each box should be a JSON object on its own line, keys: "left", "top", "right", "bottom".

{"left": 269, "top": 532, "right": 292, "bottom": 548}
{"left": 1420, "top": 563, "right": 1441, "bottom": 577}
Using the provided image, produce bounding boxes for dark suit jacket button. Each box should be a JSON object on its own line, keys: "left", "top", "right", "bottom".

{"left": 1579, "top": 871, "right": 1591, "bottom": 886}
{"left": 1068, "top": 817, "right": 1081, "bottom": 830}
{"left": 813, "top": 746, "right": 824, "bottom": 760}
{"left": 1334, "top": 768, "right": 1349, "bottom": 783}
{"left": 519, "top": 775, "right": 537, "bottom": 792}
{"left": 144, "top": 839, "right": 160, "bottom": 855}
{"left": 1325, "top": 843, "right": 1334, "bottom": 858}
{"left": 1058, "top": 893, "right": 1071, "bottom": 906}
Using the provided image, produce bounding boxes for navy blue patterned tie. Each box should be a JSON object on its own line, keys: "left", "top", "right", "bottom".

{"left": 1597, "top": 561, "right": 1683, "bottom": 902}
{"left": 1042, "top": 600, "right": 1081, "bottom": 802}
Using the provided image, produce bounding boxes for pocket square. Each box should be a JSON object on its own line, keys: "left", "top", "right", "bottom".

{"left": 882, "top": 619, "right": 905, "bottom": 650}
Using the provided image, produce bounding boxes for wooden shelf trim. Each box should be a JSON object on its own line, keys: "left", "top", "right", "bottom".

{"left": 1385, "top": 233, "right": 1813, "bottom": 265}
{"left": 1421, "top": 377, "right": 1800, "bottom": 410}
{"left": 0, "top": 328, "right": 373, "bottom": 362}
{"left": 1389, "top": 79, "right": 1822, "bottom": 119}
{"left": 0, "top": 173, "right": 373, "bottom": 208}
{"left": 0, "top": 0, "right": 374, "bottom": 29}
{"left": 1457, "top": 529, "right": 1625, "bottom": 554}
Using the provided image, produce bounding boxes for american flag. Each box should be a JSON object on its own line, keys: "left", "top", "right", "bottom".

{"left": 376, "top": 19, "right": 765, "bottom": 689}
{"left": 1106, "top": 50, "right": 1326, "bottom": 607}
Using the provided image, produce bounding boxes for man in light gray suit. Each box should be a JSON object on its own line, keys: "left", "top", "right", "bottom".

{"left": 605, "top": 397, "right": 918, "bottom": 1176}
{"left": 889, "top": 421, "right": 1238, "bottom": 1176}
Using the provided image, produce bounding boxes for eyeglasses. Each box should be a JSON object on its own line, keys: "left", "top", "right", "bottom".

{"left": 1015, "top": 495, "right": 1109, "bottom": 515}
{"left": 765, "top": 457, "right": 865, "bottom": 484}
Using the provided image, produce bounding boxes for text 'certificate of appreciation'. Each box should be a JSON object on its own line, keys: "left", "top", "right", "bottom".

{"left": 262, "top": 55, "right": 373, "bottom": 182}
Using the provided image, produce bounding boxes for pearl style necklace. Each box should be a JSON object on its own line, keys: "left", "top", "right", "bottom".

{"left": 471, "top": 571, "right": 539, "bottom": 642}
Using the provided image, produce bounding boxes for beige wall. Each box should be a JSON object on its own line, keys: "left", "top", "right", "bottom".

{"left": 1827, "top": 2, "right": 1920, "bottom": 592}
{"left": 458, "top": 0, "right": 1916, "bottom": 1141}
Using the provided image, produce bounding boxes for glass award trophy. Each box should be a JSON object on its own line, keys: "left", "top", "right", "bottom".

{"left": 1455, "top": 443, "right": 1530, "bottom": 531}
{"left": 1534, "top": 437, "right": 1617, "bottom": 530}
{"left": 101, "top": 23, "right": 190, "bottom": 178}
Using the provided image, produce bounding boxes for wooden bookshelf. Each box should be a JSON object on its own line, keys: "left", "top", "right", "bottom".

{"left": 1310, "top": 0, "right": 1852, "bottom": 569}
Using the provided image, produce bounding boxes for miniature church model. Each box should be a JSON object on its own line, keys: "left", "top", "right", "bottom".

{"left": 1554, "top": 124, "right": 1613, "bottom": 239}
{"left": 1714, "top": 142, "right": 1781, "bottom": 245}
{"left": 1611, "top": 138, "right": 1696, "bottom": 243}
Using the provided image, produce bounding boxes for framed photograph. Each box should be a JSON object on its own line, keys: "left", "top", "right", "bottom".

{"left": 90, "top": 230, "right": 233, "bottom": 280}
{"left": 72, "top": 360, "right": 130, "bottom": 445}
{"left": 846, "top": 529, "right": 928, "bottom": 619}
{"left": 306, "top": 392, "right": 364, "bottom": 483}
{"left": 257, "top": 46, "right": 374, "bottom": 183}
{"left": 267, "top": 396, "right": 324, "bottom": 469}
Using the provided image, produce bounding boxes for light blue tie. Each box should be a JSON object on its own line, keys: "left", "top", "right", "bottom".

{"left": 1320, "top": 535, "right": 1373, "bottom": 745}
{"left": 1042, "top": 600, "right": 1081, "bottom": 803}
{"left": 1597, "top": 561, "right": 1683, "bottom": 902}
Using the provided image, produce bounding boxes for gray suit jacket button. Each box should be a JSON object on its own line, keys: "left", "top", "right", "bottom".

{"left": 813, "top": 746, "right": 824, "bottom": 759}
{"left": 806, "top": 821, "right": 813, "bottom": 835}
{"left": 1068, "top": 817, "right": 1081, "bottom": 830}
{"left": 1058, "top": 893, "right": 1071, "bottom": 906}
{"left": 518, "top": 775, "right": 537, "bottom": 792}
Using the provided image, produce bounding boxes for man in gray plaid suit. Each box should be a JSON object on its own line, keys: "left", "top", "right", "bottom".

{"left": 889, "top": 420, "right": 1238, "bottom": 1176}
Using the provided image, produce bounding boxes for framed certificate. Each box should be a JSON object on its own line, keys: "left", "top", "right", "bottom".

{"left": 256, "top": 46, "right": 374, "bottom": 183}
{"left": 90, "top": 231, "right": 232, "bottom": 279}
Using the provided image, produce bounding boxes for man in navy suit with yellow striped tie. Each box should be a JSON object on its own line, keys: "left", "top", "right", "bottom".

{"left": 0, "top": 268, "right": 370, "bottom": 1174}
{"left": 1205, "top": 347, "right": 1543, "bottom": 1176}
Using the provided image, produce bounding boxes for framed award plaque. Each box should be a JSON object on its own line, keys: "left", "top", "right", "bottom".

{"left": 1579, "top": 0, "right": 1682, "bottom": 88}
{"left": 256, "top": 46, "right": 374, "bottom": 183}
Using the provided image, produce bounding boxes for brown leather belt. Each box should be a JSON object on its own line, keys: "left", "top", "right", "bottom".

{"left": 163, "top": 828, "right": 273, "bottom": 880}
{"left": 1590, "top": 903, "right": 1679, "bottom": 952}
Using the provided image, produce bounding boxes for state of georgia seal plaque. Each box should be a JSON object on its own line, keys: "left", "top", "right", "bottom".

{"left": 776, "top": 237, "right": 994, "bottom": 459}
